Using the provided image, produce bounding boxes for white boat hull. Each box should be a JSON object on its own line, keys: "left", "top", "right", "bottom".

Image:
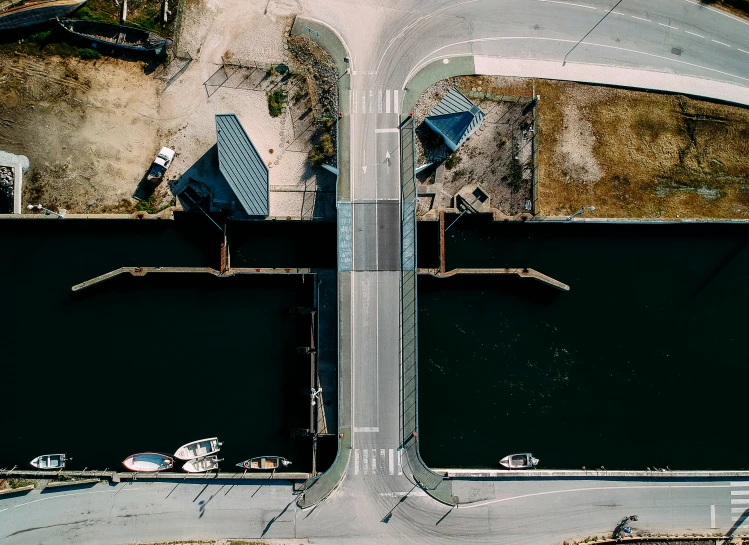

{"left": 174, "top": 437, "right": 221, "bottom": 461}
{"left": 499, "top": 453, "right": 539, "bottom": 470}
{"left": 237, "top": 456, "right": 291, "bottom": 470}
{"left": 30, "top": 454, "right": 66, "bottom": 469}
{"left": 123, "top": 453, "right": 174, "bottom": 472}
{"left": 182, "top": 455, "right": 220, "bottom": 473}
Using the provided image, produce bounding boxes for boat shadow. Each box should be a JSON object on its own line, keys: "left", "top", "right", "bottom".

{"left": 40, "top": 480, "right": 98, "bottom": 493}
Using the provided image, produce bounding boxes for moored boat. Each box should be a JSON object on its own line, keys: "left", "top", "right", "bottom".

{"left": 30, "top": 453, "right": 67, "bottom": 469}
{"left": 182, "top": 455, "right": 221, "bottom": 473}
{"left": 499, "top": 453, "right": 539, "bottom": 470}
{"left": 122, "top": 453, "right": 174, "bottom": 472}
{"left": 0, "top": 0, "right": 85, "bottom": 31}
{"left": 56, "top": 18, "right": 171, "bottom": 52}
{"left": 174, "top": 437, "right": 222, "bottom": 460}
{"left": 236, "top": 456, "right": 291, "bottom": 470}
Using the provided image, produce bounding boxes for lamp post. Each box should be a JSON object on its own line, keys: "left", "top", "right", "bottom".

{"left": 27, "top": 203, "right": 64, "bottom": 218}
{"left": 568, "top": 205, "right": 595, "bottom": 220}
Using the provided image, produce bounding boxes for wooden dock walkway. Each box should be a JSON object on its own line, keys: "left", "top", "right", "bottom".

{"left": 418, "top": 267, "right": 570, "bottom": 291}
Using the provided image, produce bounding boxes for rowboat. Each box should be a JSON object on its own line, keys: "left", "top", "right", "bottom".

{"left": 182, "top": 455, "right": 221, "bottom": 473}
{"left": 122, "top": 453, "right": 174, "bottom": 472}
{"left": 56, "top": 18, "right": 171, "bottom": 53}
{"left": 236, "top": 456, "right": 291, "bottom": 470}
{"left": 30, "top": 453, "right": 67, "bottom": 469}
{"left": 499, "top": 453, "right": 539, "bottom": 469}
{"left": 0, "top": 0, "right": 85, "bottom": 31}
{"left": 174, "top": 437, "right": 222, "bottom": 460}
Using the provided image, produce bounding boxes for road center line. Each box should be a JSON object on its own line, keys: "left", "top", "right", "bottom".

{"left": 354, "top": 426, "right": 379, "bottom": 432}
{"left": 658, "top": 23, "right": 678, "bottom": 29}
{"left": 534, "top": 0, "right": 596, "bottom": 9}
{"left": 631, "top": 15, "right": 652, "bottom": 22}
{"left": 685, "top": 31, "right": 705, "bottom": 38}
{"left": 460, "top": 484, "right": 732, "bottom": 510}
{"left": 739, "top": 48, "right": 749, "bottom": 54}
{"left": 375, "top": 128, "right": 399, "bottom": 133}
{"left": 712, "top": 39, "right": 731, "bottom": 47}
{"left": 711, "top": 505, "right": 716, "bottom": 528}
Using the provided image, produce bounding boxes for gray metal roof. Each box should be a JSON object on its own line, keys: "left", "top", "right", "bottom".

{"left": 215, "top": 114, "right": 269, "bottom": 216}
{"left": 425, "top": 88, "right": 485, "bottom": 151}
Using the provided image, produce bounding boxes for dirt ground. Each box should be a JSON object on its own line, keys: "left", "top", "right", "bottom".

{"left": 414, "top": 78, "right": 534, "bottom": 217}
{"left": 462, "top": 75, "right": 749, "bottom": 219}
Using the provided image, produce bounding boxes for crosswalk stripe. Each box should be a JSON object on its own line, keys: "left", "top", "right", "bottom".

{"left": 732, "top": 516, "right": 749, "bottom": 522}
{"left": 733, "top": 508, "right": 748, "bottom": 513}
{"left": 380, "top": 449, "right": 386, "bottom": 474}
{"left": 732, "top": 499, "right": 749, "bottom": 504}
{"left": 389, "top": 449, "right": 394, "bottom": 475}
{"left": 371, "top": 449, "right": 376, "bottom": 475}
{"left": 352, "top": 90, "right": 358, "bottom": 115}
{"left": 393, "top": 90, "right": 399, "bottom": 114}
{"left": 398, "top": 448, "right": 403, "bottom": 475}
{"left": 377, "top": 90, "right": 383, "bottom": 113}
{"left": 732, "top": 490, "right": 749, "bottom": 495}
{"left": 386, "top": 89, "right": 391, "bottom": 113}
{"left": 731, "top": 482, "right": 749, "bottom": 487}
{"left": 369, "top": 90, "right": 374, "bottom": 113}
{"left": 362, "top": 449, "right": 368, "bottom": 475}
{"left": 354, "top": 448, "right": 360, "bottom": 475}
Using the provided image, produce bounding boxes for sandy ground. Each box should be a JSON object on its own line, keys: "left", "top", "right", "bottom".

{"left": 0, "top": 0, "right": 334, "bottom": 217}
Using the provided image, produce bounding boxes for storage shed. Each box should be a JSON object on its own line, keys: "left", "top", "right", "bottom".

{"left": 424, "top": 88, "right": 485, "bottom": 152}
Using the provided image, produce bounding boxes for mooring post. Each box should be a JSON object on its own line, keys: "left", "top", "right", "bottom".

{"left": 120, "top": 0, "right": 127, "bottom": 23}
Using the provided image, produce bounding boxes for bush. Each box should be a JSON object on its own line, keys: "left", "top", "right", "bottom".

{"left": 29, "top": 31, "right": 51, "bottom": 44}
{"left": 78, "top": 48, "right": 101, "bottom": 60}
{"left": 267, "top": 89, "right": 286, "bottom": 118}
{"left": 444, "top": 153, "right": 461, "bottom": 170}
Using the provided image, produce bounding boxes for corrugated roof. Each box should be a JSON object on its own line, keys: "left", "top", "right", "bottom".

{"left": 215, "top": 114, "right": 269, "bottom": 216}
{"left": 425, "top": 88, "right": 485, "bottom": 151}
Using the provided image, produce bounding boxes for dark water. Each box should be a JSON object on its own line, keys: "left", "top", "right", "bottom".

{"left": 418, "top": 216, "right": 749, "bottom": 470}
{"left": 0, "top": 216, "right": 335, "bottom": 472}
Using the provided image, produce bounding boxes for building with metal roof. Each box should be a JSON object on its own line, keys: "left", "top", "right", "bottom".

{"left": 215, "top": 114, "right": 269, "bottom": 217}
{"left": 424, "top": 88, "right": 485, "bottom": 152}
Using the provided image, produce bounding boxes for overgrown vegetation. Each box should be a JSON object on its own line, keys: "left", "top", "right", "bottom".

{"left": 135, "top": 194, "right": 175, "bottom": 214}
{"left": 78, "top": 48, "right": 101, "bottom": 60}
{"left": 267, "top": 88, "right": 287, "bottom": 118}
{"left": 8, "top": 479, "right": 34, "bottom": 489}
{"left": 503, "top": 156, "right": 524, "bottom": 192}
{"left": 444, "top": 152, "right": 461, "bottom": 170}
{"left": 309, "top": 116, "right": 336, "bottom": 166}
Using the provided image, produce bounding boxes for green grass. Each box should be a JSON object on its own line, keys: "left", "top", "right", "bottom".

{"left": 78, "top": 48, "right": 101, "bottom": 60}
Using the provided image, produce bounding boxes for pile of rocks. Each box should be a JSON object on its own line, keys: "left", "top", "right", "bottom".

{"left": 286, "top": 36, "right": 339, "bottom": 118}
{"left": 0, "top": 166, "right": 14, "bottom": 214}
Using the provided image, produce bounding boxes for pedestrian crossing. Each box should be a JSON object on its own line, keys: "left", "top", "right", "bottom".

{"left": 350, "top": 89, "right": 401, "bottom": 115}
{"left": 731, "top": 482, "right": 749, "bottom": 524}
{"left": 352, "top": 447, "right": 403, "bottom": 476}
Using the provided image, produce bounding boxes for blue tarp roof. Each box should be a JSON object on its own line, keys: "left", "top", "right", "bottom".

{"left": 425, "top": 88, "right": 485, "bottom": 152}
{"left": 215, "top": 114, "right": 269, "bottom": 217}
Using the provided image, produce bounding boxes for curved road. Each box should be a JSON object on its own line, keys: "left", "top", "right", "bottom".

{"left": 3, "top": 1, "right": 749, "bottom": 544}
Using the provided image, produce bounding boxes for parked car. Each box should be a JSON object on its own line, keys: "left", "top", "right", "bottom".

{"left": 146, "top": 147, "right": 175, "bottom": 182}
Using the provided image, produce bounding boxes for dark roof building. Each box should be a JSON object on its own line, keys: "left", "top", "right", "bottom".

{"left": 424, "top": 88, "right": 485, "bottom": 152}
{"left": 215, "top": 114, "right": 269, "bottom": 217}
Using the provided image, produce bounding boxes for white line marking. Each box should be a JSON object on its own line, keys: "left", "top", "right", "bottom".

{"left": 361, "top": 91, "right": 366, "bottom": 115}
{"left": 685, "top": 31, "right": 705, "bottom": 38}
{"left": 369, "top": 90, "right": 373, "bottom": 113}
{"left": 377, "top": 89, "right": 383, "bottom": 113}
{"left": 732, "top": 499, "right": 749, "bottom": 504}
{"left": 631, "top": 15, "right": 652, "bottom": 22}
{"left": 732, "top": 491, "right": 749, "bottom": 495}
{"left": 397, "top": 449, "right": 403, "bottom": 475}
{"left": 733, "top": 507, "right": 749, "bottom": 513}
{"left": 389, "top": 449, "right": 394, "bottom": 475}
{"left": 375, "top": 128, "right": 399, "bottom": 133}
{"left": 682, "top": 0, "right": 749, "bottom": 26}
{"left": 386, "top": 89, "right": 391, "bottom": 113}
{"left": 379, "top": 490, "right": 429, "bottom": 497}
{"left": 0, "top": 508, "right": 7, "bottom": 513}
{"left": 354, "top": 426, "right": 379, "bottom": 432}
{"left": 739, "top": 48, "right": 749, "bottom": 54}
{"left": 535, "top": 0, "right": 596, "bottom": 9}
{"left": 371, "top": 450, "right": 376, "bottom": 476}
{"left": 713, "top": 39, "right": 731, "bottom": 47}
{"left": 711, "top": 504, "right": 716, "bottom": 528}
{"left": 351, "top": 89, "right": 357, "bottom": 115}
{"left": 393, "top": 90, "right": 399, "bottom": 114}
{"left": 354, "top": 448, "right": 360, "bottom": 475}
{"left": 659, "top": 23, "right": 678, "bottom": 29}
{"left": 380, "top": 449, "right": 386, "bottom": 473}
{"left": 461, "top": 484, "right": 732, "bottom": 510}
{"left": 732, "top": 516, "right": 749, "bottom": 522}
{"left": 362, "top": 448, "right": 368, "bottom": 475}
{"left": 733, "top": 482, "right": 749, "bottom": 486}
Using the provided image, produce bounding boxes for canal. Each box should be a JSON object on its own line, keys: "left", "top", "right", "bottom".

{"left": 418, "top": 216, "right": 749, "bottom": 470}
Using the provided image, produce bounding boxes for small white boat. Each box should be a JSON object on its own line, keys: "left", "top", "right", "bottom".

{"left": 236, "top": 456, "right": 291, "bottom": 470}
{"left": 174, "top": 437, "right": 222, "bottom": 461}
{"left": 499, "top": 453, "right": 539, "bottom": 469}
{"left": 122, "top": 453, "right": 174, "bottom": 472}
{"left": 182, "top": 455, "right": 221, "bottom": 473}
{"left": 30, "top": 454, "right": 67, "bottom": 469}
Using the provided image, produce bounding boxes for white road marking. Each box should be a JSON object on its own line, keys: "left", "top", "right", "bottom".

{"left": 631, "top": 15, "right": 652, "bottom": 22}
{"left": 682, "top": 0, "right": 749, "bottom": 26}
{"left": 361, "top": 91, "right": 366, "bottom": 114}
{"left": 389, "top": 449, "right": 394, "bottom": 475}
{"left": 354, "top": 448, "right": 360, "bottom": 474}
{"left": 732, "top": 482, "right": 749, "bottom": 486}
{"left": 659, "top": 23, "right": 678, "bottom": 29}
{"left": 739, "top": 49, "right": 749, "bottom": 54}
{"left": 380, "top": 449, "right": 386, "bottom": 473}
{"left": 733, "top": 507, "right": 748, "bottom": 513}
{"left": 371, "top": 450, "right": 376, "bottom": 476}
{"left": 398, "top": 449, "right": 403, "bottom": 475}
{"left": 351, "top": 90, "right": 357, "bottom": 115}
{"left": 362, "top": 449, "right": 368, "bottom": 475}
{"left": 369, "top": 90, "right": 374, "bottom": 113}
{"left": 711, "top": 504, "right": 716, "bottom": 528}
{"left": 732, "top": 516, "right": 749, "bottom": 522}
{"left": 375, "top": 128, "right": 399, "bottom": 133}
{"left": 377, "top": 89, "right": 383, "bottom": 113}
{"left": 732, "top": 499, "right": 749, "bottom": 504}
{"left": 732, "top": 490, "right": 749, "bottom": 495}
{"left": 712, "top": 39, "right": 731, "bottom": 47}
{"left": 461, "top": 484, "right": 732, "bottom": 510}
{"left": 379, "top": 490, "right": 429, "bottom": 497}
{"left": 0, "top": 508, "right": 7, "bottom": 513}
{"left": 393, "top": 90, "right": 399, "bottom": 114}
{"left": 685, "top": 31, "right": 705, "bottom": 38}
{"left": 535, "top": 0, "right": 596, "bottom": 9}
{"left": 354, "top": 426, "right": 379, "bottom": 432}
{"left": 386, "top": 89, "right": 391, "bottom": 113}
